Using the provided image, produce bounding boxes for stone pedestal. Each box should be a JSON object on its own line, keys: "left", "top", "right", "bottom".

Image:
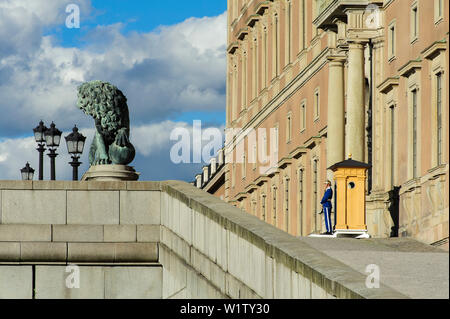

{"left": 81, "top": 165, "right": 140, "bottom": 181}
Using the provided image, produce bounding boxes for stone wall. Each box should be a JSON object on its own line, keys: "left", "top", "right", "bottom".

{"left": 0, "top": 180, "right": 406, "bottom": 299}
{"left": 160, "top": 181, "right": 406, "bottom": 299}
{"left": 0, "top": 180, "right": 162, "bottom": 299}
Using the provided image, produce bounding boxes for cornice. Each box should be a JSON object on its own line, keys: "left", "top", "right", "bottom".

{"left": 421, "top": 40, "right": 447, "bottom": 60}
{"left": 398, "top": 59, "right": 422, "bottom": 78}
{"left": 377, "top": 76, "right": 400, "bottom": 94}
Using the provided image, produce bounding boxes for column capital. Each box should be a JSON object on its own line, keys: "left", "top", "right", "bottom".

{"left": 347, "top": 40, "right": 367, "bottom": 49}
{"left": 371, "top": 36, "right": 385, "bottom": 49}
{"left": 327, "top": 54, "right": 347, "bottom": 64}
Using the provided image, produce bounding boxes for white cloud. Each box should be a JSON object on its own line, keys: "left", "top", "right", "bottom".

{"left": 0, "top": 0, "right": 91, "bottom": 57}
{"left": 132, "top": 121, "right": 190, "bottom": 157}
{"left": 0, "top": 4, "right": 226, "bottom": 137}
{"left": 0, "top": 127, "right": 93, "bottom": 181}
{"left": 0, "top": 1, "right": 226, "bottom": 181}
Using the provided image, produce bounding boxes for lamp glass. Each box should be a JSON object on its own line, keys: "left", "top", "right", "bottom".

{"left": 20, "top": 164, "right": 34, "bottom": 181}
{"left": 53, "top": 134, "right": 61, "bottom": 147}
{"left": 34, "top": 131, "right": 44, "bottom": 143}
{"left": 66, "top": 140, "right": 76, "bottom": 154}
{"left": 45, "top": 134, "right": 53, "bottom": 147}
{"left": 77, "top": 139, "right": 85, "bottom": 154}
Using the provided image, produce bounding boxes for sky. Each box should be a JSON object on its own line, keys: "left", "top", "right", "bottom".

{"left": 0, "top": 0, "right": 227, "bottom": 181}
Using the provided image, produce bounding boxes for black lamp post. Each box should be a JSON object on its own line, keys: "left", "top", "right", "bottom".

{"left": 20, "top": 162, "right": 35, "bottom": 181}
{"left": 44, "top": 122, "right": 62, "bottom": 181}
{"left": 65, "top": 125, "right": 86, "bottom": 181}
{"left": 33, "top": 121, "right": 47, "bottom": 180}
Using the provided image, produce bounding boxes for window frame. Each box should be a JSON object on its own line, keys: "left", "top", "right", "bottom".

{"left": 410, "top": 1, "right": 419, "bottom": 43}
{"left": 388, "top": 20, "right": 396, "bottom": 61}
{"left": 286, "top": 112, "right": 292, "bottom": 143}
{"left": 300, "top": 99, "right": 307, "bottom": 132}
{"left": 434, "top": 0, "right": 444, "bottom": 24}
{"left": 313, "top": 87, "right": 320, "bottom": 121}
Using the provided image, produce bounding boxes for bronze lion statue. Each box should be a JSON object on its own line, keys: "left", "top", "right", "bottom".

{"left": 77, "top": 80, "right": 135, "bottom": 166}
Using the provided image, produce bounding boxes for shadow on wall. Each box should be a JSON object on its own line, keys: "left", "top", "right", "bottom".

{"left": 388, "top": 186, "right": 401, "bottom": 238}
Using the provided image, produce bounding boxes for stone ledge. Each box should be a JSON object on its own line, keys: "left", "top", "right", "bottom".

{"left": 0, "top": 180, "right": 161, "bottom": 191}
{"left": 67, "top": 243, "right": 158, "bottom": 262}
{"left": 20, "top": 242, "right": 67, "bottom": 262}
{"left": 53, "top": 225, "right": 104, "bottom": 242}
{"left": 0, "top": 225, "right": 52, "bottom": 242}
{"left": 0, "top": 242, "right": 20, "bottom": 260}
{"left": 137, "top": 225, "right": 160, "bottom": 242}
{"left": 126, "top": 181, "right": 161, "bottom": 191}
{"left": 0, "top": 180, "right": 32, "bottom": 190}
{"left": 0, "top": 242, "right": 159, "bottom": 263}
{"left": 104, "top": 225, "right": 137, "bottom": 242}
{"left": 161, "top": 181, "right": 409, "bottom": 299}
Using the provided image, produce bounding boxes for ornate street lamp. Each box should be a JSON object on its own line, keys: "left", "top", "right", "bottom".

{"left": 44, "top": 122, "right": 62, "bottom": 181}
{"left": 65, "top": 125, "right": 86, "bottom": 181}
{"left": 20, "top": 162, "right": 35, "bottom": 181}
{"left": 33, "top": 121, "right": 47, "bottom": 180}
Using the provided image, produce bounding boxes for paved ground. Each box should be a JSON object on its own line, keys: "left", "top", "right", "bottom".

{"left": 298, "top": 237, "right": 449, "bottom": 299}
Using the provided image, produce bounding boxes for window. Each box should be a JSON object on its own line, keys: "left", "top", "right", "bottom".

{"left": 242, "top": 152, "right": 246, "bottom": 179}
{"left": 412, "top": 89, "right": 418, "bottom": 178}
{"left": 312, "top": 0, "right": 319, "bottom": 37}
{"left": 437, "top": 73, "right": 443, "bottom": 165}
{"left": 300, "top": 100, "right": 306, "bottom": 132}
{"left": 232, "top": 58, "right": 238, "bottom": 120}
{"left": 232, "top": 163, "right": 236, "bottom": 187}
{"left": 286, "top": 113, "right": 292, "bottom": 142}
{"left": 272, "top": 187, "right": 277, "bottom": 225}
{"left": 314, "top": 88, "right": 320, "bottom": 120}
{"left": 285, "top": 178, "right": 290, "bottom": 232}
{"left": 273, "top": 13, "right": 280, "bottom": 78}
{"left": 252, "top": 142, "right": 257, "bottom": 170}
{"left": 435, "top": 0, "right": 444, "bottom": 23}
{"left": 252, "top": 36, "right": 258, "bottom": 99}
{"left": 390, "top": 105, "right": 396, "bottom": 187}
{"left": 261, "top": 194, "right": 267, "bottom": 221}
{"left": 257, "top": 129, "right": 268, "bottom": 170}
{"left": 263, "top": 27, "right": 268, "bottom": 89}
{"left": 298, "top": 169, "right": 304, "bottom": 236}
{"left": 286, "top": 0, "right": 292, "bottom": 65}
{"left": 388, "top": 21, "right": 396, "bottom": 60}
{"left": 411, "top": 2, "right": 419, "bottom": 42}
{"left": 273, "top": 125, "right": 279, "bottom": 155}
{"left": 313, "top": 159, "right": 318, "bottom": 232}
{"left": 300, "top": 0, "right": 306, "bottom": 50}
{"left": 242, "top": 49, "right": 247, "bottom": 110}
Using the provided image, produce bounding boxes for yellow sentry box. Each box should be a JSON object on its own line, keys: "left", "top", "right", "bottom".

{"left": 329, "top": 155, "right": 371, "bottom": 236}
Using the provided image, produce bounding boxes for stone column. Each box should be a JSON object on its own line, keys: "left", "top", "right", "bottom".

{"left": 210, "top": 158, "right": 217, "bottom": 175}
{"left": 346, "top": 41, "right": 366, "bottom": 162}
{"left": 203, "top": 166, "right": 209, "bottom": 183}
{"left": 327, "top": 55, "right": 346, "bottom": 181}
{"left": 195, "top": 174, "right": 202, "bottom": 188}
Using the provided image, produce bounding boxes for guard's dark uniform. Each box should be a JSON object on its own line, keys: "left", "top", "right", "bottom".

{"left": 320, "top": 186, "right": 333, "bottom": 233}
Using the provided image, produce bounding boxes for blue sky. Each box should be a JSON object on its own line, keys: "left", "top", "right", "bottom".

{"left": 0, "top": 0, "right": 227, "bottom": 182}
{"left": 49, "top": 0, "right": 227, "bottom": 47}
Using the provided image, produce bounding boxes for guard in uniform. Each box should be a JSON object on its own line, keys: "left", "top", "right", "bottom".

{"left": 320, "top": 180, "right": 333, "bottom": 235}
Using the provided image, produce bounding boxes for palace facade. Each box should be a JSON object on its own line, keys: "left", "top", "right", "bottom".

{"left": 199, "top": 0, "right": 448, "bottom": 249}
